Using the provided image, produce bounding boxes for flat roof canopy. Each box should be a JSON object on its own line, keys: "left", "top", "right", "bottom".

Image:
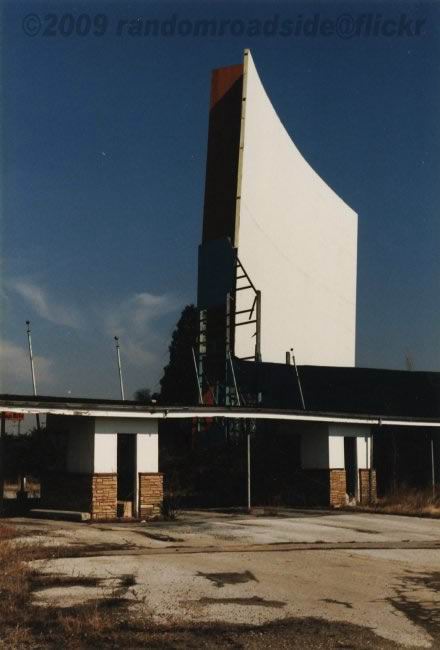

{"left": 1, "top": 395, "right": 440, "bottom": 428}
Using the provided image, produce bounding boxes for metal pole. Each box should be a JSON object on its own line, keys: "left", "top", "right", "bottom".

{"left": 431, "top": 435, "right": 436, "bottom": 499}
{"left": 255, "top": 291, "right": 262, "bottom": 362}
{"left": 26, "top": 321, "right": 40, "bottom": 430}
{"left": 291, "top": 348, "right": 306, "bottom": 410}
{"left": 114, "top": 336, "right": 125, "bottom": 400}
{"left": 369, "top": 430, "right": 374, "bottom": 503}
{"left": 247, "top": 425, "right": 251, "bottom": 512}
{"left": 227, "top": 351, "right": 251, "bottom": 511}
{"left": 192, "top": 347, "right": 204, "bottom": 405}
{"left": 228, "top": 350, "right": 240, "bottom": 407}
{"left": 0, "top": 412, "right": 4, "bottom": 515}
{"left": 225, "top": 292, "right": 232, "bottom": 407}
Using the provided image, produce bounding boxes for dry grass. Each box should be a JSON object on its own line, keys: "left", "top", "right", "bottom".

{"left": 368, "top": 486, "right": 440, "bottom": 517}
{"left": 0, "top": 524, "right": 133, "bottom": 648}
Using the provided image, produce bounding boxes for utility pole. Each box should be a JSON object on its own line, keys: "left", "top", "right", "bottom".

{"left": 192, "top": 347, "right": 203, "bottom": 404}
{"left": 431, "top": 435, "right": 436, "bottom": 499}
{"left": 0, "top": 412, "right": 5, "bottom": 515}
{"left": 26, "top": 321, "right": 40, "bottom": 430}
{"left": 291, "top": 348, "right": 306, "bottom": 410}
{"left": 114, "top": 336, "right": 125, "bottom": 400}
{"left": 228, "top": 351, "right": 252, "bottom": 512}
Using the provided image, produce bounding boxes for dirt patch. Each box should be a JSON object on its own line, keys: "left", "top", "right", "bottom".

{"left": 321, "top": 598, "right": 354, "bottom": 609}
{"left": 30, "top": 571, "right": 137, "bottom": 602}
{"left": 140, "top": 531, "right": 184, "bottom": 542}
{"left": 317, "top": 522, "right": 380, "bottom": 535}
{"left": 20, "top": 542, "right": 140, "bottom": 561}
{"left": 389, "top": 570, "right": 440, "bottom": 640}
{"left": 196, "top": 595, "right": 286, "bottom": 609}
{"left": 197, "top": 570, "right": 258, "bottom": 588}
{"left": 30, "top": 573, "right": 103, "bottom": 591}
{"left": 0, "top": 523, "right": 412, "bottom": 648}
{"left": 12, "top": 527, "right": 53, "bottom": 538}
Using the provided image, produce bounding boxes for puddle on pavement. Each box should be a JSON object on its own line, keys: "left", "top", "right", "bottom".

{"left": 197, "top": 570, "right": 258, "bottom": 588}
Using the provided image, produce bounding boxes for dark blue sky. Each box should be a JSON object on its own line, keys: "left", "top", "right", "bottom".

{"left": 1, "top": 0, "right": 439, "bottom": 399}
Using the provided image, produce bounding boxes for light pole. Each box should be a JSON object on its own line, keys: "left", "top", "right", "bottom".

{"left": 114, "top": 336, "right": 125, "bottom": 400}
{"left": 26, "top": 321, "right": 40, "bottom": 430}
{"left": 228, "top": 350, "right": 252, "bottom": 512}
{"left": 0, "top": 412, "right": 5, "bottom": 514}
{"left": 291, "top": 348, "right": 306, "bottom": 410}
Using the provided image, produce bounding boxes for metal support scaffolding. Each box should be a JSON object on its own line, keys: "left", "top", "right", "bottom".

{"left": 232, "top": 257, "right": 262, "bottom": 363}
{"left": 197, "top": 254, "right": 261, "bottom": 510}
{"left": 197, "top": 308, "right": 208, "bottom": 405}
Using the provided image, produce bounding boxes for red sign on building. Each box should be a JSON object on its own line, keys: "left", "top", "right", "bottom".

{"left": 2, "top": 412, "right": 24, "bottom": 421}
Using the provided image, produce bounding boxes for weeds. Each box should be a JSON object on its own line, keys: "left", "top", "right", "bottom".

{"left": 160, "top": 494, "right": 179, "bottom": 520}
{"left": 367, "top": 486, "right": 440, "bottom": 517}
{"left": 0, "top": 524, "right": 135, "bottom": 648}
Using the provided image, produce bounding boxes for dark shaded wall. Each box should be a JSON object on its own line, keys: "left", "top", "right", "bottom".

{"left": 202, "top": 63, "right": 243, "bottom": 244}
{"left": 374, "top": 426, "right": 440, "bottom": 495}
{"left": 197, "top": 63, "right": 244, "bottom": 400}
{"left": 234, "top": 361, "right": 440, "bottom": 417}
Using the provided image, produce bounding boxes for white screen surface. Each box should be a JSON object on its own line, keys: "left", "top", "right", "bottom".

{"left": 234, "top": 51, "right": 357, "bottom": 366}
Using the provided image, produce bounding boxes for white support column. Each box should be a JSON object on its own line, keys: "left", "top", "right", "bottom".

{"left": 93, "top": 434, "right": 117, "bottom": 473}
{"left": 356, "top": 435, "right": 371, "bottom": 470}
{"left": 328, "top": 435, "right": 345, "bottom": 469}
{"left": 136, "top": 432, "right": 159, "bottom": 473}
{"left": 135, "top": 430, "right": 158, "bottom": 517}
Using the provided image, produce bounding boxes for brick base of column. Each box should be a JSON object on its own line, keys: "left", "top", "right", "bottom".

{"left": 329, "top": 469, "right": 347, "bottom": 507}
{"left": 91, "top": 474, "right": 117, "bottom": 520}
{"left": 139, "top": 473, "right": 163, "bottom": 518}
{"left": 358, "top": 469, "right": 377, "bottom": 505}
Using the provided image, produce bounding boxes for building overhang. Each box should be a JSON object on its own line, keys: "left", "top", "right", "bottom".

{"left": 1, "top": 395, "right": 440, "bottom": 428}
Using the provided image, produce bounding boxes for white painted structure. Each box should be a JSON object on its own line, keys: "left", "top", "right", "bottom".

{"left": 301, "top": 422, "right": 372, "bottom": 499}
{"left": 46, "top": 414, "right": 158, "bottom": 517}
{"left": 234, "top": 50, "right": 358, "bottom": 366}
{"left": 3, "top": 398, "right": 440, "bottom": 508}
{"left": 301, "top": 424, "right": 371, "bottom": 469}
{"left": 329, "top": 424, "right": 372, "bottom": 471}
